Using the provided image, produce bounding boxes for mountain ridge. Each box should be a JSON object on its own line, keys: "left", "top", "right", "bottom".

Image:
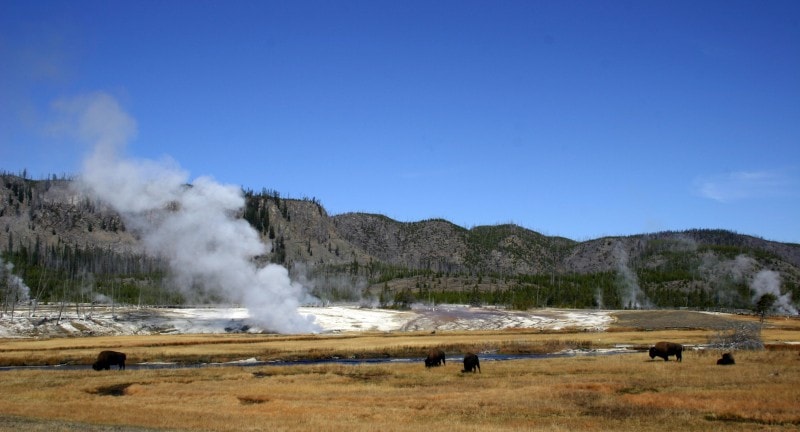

{"left": 2, "top": 173, "right": 798, "bottom": 311}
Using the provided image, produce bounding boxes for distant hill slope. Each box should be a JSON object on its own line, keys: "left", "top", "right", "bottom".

{"left": 2, "top": 173, "right": 798, "bottom": 311}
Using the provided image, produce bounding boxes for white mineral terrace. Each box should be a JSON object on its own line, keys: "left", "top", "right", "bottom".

{"left": 0, "top": 304, "right": 614, "bottom": 338}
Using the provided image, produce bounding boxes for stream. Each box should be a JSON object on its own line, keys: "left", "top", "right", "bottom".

{"left": 0, "top": 349, "right": 640, "bottom": 372}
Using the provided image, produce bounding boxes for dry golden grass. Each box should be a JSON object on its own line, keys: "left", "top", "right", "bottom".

{"left": 0, "top": 349, "right": 798, "bottom": 431}
{"left": 0, "top": 312, "right": 798, "bottom": 431}
{"left": 0, "top": 330, "right": 692, "bottom": 367}
{"left": 0, "top": 327, "right": 790, "bottom": 367}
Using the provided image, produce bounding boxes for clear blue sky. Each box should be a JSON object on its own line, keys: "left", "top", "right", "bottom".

{"left": 2, "top": 1, "right": 799, "bottom": 243}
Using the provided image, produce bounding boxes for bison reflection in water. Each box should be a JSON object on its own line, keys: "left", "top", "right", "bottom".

{"left": 92, "top": 350, "right": 127, "bottom": 371}
{"left": 425, "top": 349, "right": 446, "bottom": 367}
{"left": 461, "top": 353, "right": 480, "bottom": 373}
{"left": 648, "top": 342, "right": 683, "bottom": 362}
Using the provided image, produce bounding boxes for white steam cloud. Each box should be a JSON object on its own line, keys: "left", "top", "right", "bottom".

{"left": 55, "top": 92, "right": 319, "bottom": 333}
{"left": 698, "top": 253, "right": 755, "bottom": 307}
{"left": 612, "top": 241, "right": 652, "bottom": 309}
{"left": 1, "top": 259, "right": 30, "bottom": 304}
{"left": 750, "top": 270, "right": 798, "bottom": 315}
{"left": 593, "top": 287, "right": 604, "bottom": 309}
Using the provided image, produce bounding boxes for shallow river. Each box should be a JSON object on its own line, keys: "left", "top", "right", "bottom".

{"left": 0, "top": 349, "right": 638, "bottom": 372}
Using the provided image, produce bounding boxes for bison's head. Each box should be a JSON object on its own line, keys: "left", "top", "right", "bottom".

{"left": 648, "top": 347, "right": 657, "bottom": 359}
{"left": 92, "top": 362, "right": 102, "bottom": 371}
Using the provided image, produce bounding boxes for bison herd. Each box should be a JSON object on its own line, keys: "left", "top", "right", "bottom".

{"left": 647, "top": 342, "right": 738, "bottom": 366}
{"left": 423, "top": 350, "right": 481, "bottom": 374}
{"left": 89, "top": 343, "right": 741, "bottom": 372}
{"left": 89, "top": 348, "right": 484, "bottom": 373}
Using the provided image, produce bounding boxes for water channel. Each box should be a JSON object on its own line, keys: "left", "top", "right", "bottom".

{"left": 0, "top": 349, "right": 640, "bottom": 372}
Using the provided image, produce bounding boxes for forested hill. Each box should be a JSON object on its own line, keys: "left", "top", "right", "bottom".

{"left": 2, "top": 173, "right": 799, "bottom": 312}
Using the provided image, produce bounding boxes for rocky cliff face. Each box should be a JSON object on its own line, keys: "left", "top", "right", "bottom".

{"left": 1, "top": 175, "right": 141, "bottom": 256}
{"left": 332, "top": 214, "right": 470, "bottom": 271}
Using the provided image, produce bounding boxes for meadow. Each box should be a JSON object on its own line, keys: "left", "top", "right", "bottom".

{"left": 0, "top": 313, "right": 798, "bottom": 431}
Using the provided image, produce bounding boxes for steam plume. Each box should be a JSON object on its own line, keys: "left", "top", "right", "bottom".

{"left": 1, "top": 259, "right": 30, "bottom": 304}
{"left": 750, "top": 270, "right": 798, "bottom": 315}
{"left": 698, "top": 253, "right": 755, "bottom": 307}
{"left": 57, "top": 92, "right": 319, "bottom": 333}
{"left": 612, "top": 241, "right": 652, "bottom": 309}
{"left": 593, "top": 287, "right": 604, "bottom": 309}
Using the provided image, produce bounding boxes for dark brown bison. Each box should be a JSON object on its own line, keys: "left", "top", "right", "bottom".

{"left": 461, "top": 353, "right": 480, "bottom": 373}
{"left": 649, "top": 342, "right": 683, "bottom": 362}
{"left": 716, "top": 352, "right": 735, "bottom": 365}
{"left": 92, "top": 350, "right": 126, "bottom": 371}
{"left": 425, "top": 349, "right": 446, "bottom": 367}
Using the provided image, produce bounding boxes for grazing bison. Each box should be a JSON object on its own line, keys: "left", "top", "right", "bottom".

{"left": 461, "top": 353, "right": 480, "bottom": 373}
{"left": 716, "top": 352, "right": 735, "bottom": 365}
{"left": 649, "top": 342, "right": 683, "bottom": 362}
{"left": 92, "top": 350, "right": 126, "bottom": 371}
{"left": 425, "top": 349, "right": 446, "bottom": 367}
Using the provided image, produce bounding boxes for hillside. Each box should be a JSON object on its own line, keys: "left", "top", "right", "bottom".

{"left": 1, "top": 173, "right": 798, "bottom": 313}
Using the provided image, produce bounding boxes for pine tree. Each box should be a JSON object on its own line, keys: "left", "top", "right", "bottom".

{"left": 755, "top": 293, "right": 777, "bottom": 323}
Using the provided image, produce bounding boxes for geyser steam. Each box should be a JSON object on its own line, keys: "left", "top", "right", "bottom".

{"left": 1, "top": 259, "right": 30, "bottom": 306}
{"left": 750, "top": 270, "right": 798, "bottom": 315}
{"left": 612, "top": 241, "right": 652, "bottom": 309}
{"left": 58, "top": 92, "right": 319, "bottom": 333}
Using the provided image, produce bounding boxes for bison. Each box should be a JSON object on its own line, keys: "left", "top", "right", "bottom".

{"left": 92, "top": 350, "right": 126, "bottom": 371}
{"left": 648, "top": 342, "right": 683, "bottom": 362}
{"left": 461, "top": 353, "right": 480, "bottom": 373}
{"left": 716, "top": 352, "right": 735, "bottom": 365}
{"left": 425, "top": 349, "right": 446, "bottom": 367}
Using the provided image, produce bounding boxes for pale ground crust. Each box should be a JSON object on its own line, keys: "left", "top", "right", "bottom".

{"left": 0, "top": 305, "right": 617, "bottom": 337}
{"left": 0, "top": 305, "right": 772, "bottom": 338}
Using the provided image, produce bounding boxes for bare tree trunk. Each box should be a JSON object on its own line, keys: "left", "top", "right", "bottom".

{"left": 31, "top": 269, "right": 47, "bottom": 317}
{"left": 56, "top": 289, "right": 67, "bottom": 325}
{"left": 2, "top": 270, "right": 9, "bottom": 317}
{"left": 138, "top": 279, "right": 143, "bottom": 309}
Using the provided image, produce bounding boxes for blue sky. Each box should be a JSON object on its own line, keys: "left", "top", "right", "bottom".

{"left": 2, "top": 0, "right": 799, "bottom": 243}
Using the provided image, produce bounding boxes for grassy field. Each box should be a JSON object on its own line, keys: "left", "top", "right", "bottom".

{"left": 0, "top": 311, "right": 798, "bottom": 431}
